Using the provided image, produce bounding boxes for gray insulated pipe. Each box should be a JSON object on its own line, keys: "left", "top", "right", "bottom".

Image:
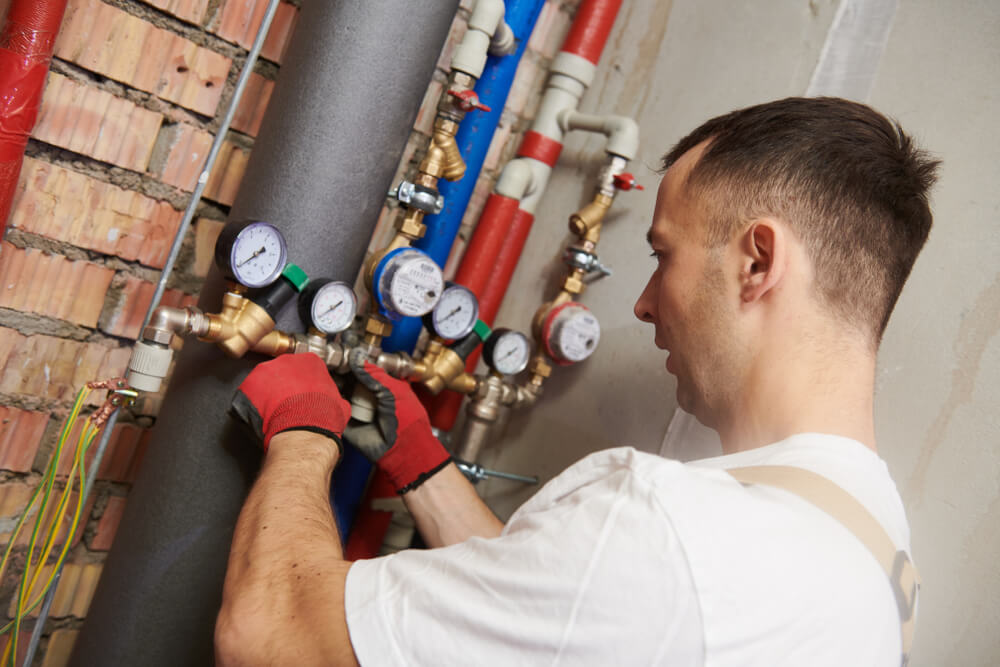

{"left": 71, "top": 1, "right": 459, "bottom": 665}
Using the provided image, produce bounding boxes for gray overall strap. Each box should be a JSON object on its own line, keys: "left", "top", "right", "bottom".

{"left": 727, "top": 465, "right": 919, "bottom": 667}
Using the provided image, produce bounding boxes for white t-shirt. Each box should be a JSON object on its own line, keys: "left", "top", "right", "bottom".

{"left": 345, "top": 433, "right": 912, "bottom": 666}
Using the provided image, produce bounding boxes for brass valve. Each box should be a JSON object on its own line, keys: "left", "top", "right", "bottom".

{"left": 412, "top": 338, "right": 477, "bottom": 395}
{"left": 569, "top": 193, "right": 613, "bottom": 244}
{"left": 199, "top": 291, "right": 276, "bottom": 358}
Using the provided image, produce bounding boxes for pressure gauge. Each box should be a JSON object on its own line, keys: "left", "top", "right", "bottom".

{"left": 542, "top": 302, "right": 601, "bottom": 364}
{"left": 482, "top": 328, "right": 531, "bottom": 376}
{"left": 215, "top": 221, "right": 288, "bottom": 288}
{"left": 373, "top": 248, "right": 444, "bottom": 319}
{"left": 424, "top": 283, "right": 479, "bottom": 340}
{"left": 298, "top": 279, "right": 357, "bottom": 334}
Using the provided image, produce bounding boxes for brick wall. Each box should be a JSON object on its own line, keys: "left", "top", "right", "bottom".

{"left": 0, "top": 0, "right": 575, "bottom": 663}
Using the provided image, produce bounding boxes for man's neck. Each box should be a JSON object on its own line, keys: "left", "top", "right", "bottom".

{"left": 715, "top": 331, "right": 878, "bottom": 455}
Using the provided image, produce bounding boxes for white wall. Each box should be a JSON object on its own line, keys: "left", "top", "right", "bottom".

{"left": 475, "top": 1, "right": 1000, "bottom": 664}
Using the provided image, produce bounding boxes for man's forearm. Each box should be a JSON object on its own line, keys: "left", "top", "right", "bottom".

{"left": 403, "top": 461, "right": 504, "bottom": 547}
{"left": 216, "top": 431, "right": 357, "bottom": 667}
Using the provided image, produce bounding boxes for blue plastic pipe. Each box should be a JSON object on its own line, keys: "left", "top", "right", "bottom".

{"left": 333, "top": 0, "right": 547, "bottom": 537}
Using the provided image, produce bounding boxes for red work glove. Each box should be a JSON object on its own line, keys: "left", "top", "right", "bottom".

{"left": 345, "top": 349, "right": 451, "bottom": 494}
{"left": 231, "top": 353, "right": 350, "bottom": 452}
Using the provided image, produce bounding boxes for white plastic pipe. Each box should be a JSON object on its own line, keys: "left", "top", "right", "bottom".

{"left": 452, "top": 0, "right": 511, "bottom": 78}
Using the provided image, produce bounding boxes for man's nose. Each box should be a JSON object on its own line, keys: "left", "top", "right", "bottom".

{"left": 634, "top": 279, "right": 655, "bottom": 323}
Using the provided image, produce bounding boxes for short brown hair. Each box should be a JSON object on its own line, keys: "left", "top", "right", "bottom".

{"left": 663, "top": 97, "right": 940, "bottom": 341}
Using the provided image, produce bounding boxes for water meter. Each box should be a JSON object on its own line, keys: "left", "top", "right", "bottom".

{"left": 541, "top": 302, "right": 600, "bottom": 364}
{"left": 298, "top": 279, "right": 357, "bottom": 335}
{"left": 482, "top": 328, "right": 531, "bottom": 376}
{"left": 424, "top": 283, "right": 479, "bottom": 340}
{"left": 215, "top": 220, "right": 288, "bottom": 288}
{"left": 372, "top": 248, "right": 443, "bottom": 319}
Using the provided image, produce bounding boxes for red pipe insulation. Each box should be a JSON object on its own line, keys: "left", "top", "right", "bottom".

{"left": 560, "top": 0, "right": 622, "bottom": 65}
{"left": 0, "top": 0, "right": 68, "bottom": 231}
{"left": 452, "top": 192, "right": 521, "bottom": 297}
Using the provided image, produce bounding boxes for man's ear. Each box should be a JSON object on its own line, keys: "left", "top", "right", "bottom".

{"left": 737, "top": 219, "right": 785, "bottom": 304}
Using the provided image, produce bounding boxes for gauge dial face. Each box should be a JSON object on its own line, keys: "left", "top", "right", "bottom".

{"left": 309, "top": 281, "right": 357, "bottom": 334}
{"left": 429, "top": 284, "right": 479, "bottom": 340}
{"left": 379, "top": 250, "right": 443, "bottom": 318}
{"left": 547, "top": 304, "right": 600, "bottom": 363}
{"left": 229, "top": 222, "right": 287, "bottom": 288}
{"left": 488, "top": 330, "right": 531, "bottom": 375}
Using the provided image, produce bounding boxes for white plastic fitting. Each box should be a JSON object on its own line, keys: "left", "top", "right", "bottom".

{"left": 495, "top": 157, "right": 552, "bottom": 214}
{"left": 489, "top": 20, "right": 516, "bottom": 56}
{"left": 557, "top": 110, "right": 640, "bottom": 160}
{"left": 451, "top": 0, "right": 507, "bottom": 78}
{"left": 127, "top": 340, "right": 174, "bottom": 393}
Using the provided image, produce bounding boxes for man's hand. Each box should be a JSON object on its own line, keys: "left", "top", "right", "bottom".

{"left": 230, "top": 353, "right": 350, "bottom": 451}
{"left": 345, "top": 348, "right": 451, "bottom": 494}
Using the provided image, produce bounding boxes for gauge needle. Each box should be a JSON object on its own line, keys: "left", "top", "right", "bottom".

{"left": 500, "top": 348, "right": 517, "bottom": 360}
{"left": 237, "top": 246, "right": 267, "bottom": 267}
{"left": 321, "top": 300, "right": 344, "bottom": 317}
{"left": 440, "top": 306, "right": 462, "bottom": 322}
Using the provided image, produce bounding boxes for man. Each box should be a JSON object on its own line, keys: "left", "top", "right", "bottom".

{"left": 215, "top": 97, "right": 938, "bottom": 666}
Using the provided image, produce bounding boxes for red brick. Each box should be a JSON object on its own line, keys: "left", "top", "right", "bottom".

{"left": 413, "top": 79, "right": 444, "bottom": 136}
{"left": 193, "top": 217, "right": 225, "bottom": 278}
{"left": 505, "top": 54, "right": 544, "bottom": 118}
{"left": 0, "top": 327, "right": 130, "bottom": 402}
{"left": 0, "top": 242, "right": 115, "bottom": 327}
{"left": 526, "top": 1, "right": 573, "bottom": 60}
{"left": 124, "top": 428, "right": 151, "bottom": 483}
{"left": 157, "top": 123, "right": 213, "bottom": 191}
{"left": 91, "top": 495, "right": 126, "bottom": 550}
{"left": 145, "top": 0, "right": 210, "bottom": 25}
{"left": 54, "top": 421, "right": 148, "bottom": 484}
{"left": 482, "top": 120, "right": 514, "bottom": 172}
{"left": 41, "top": 629, "right": 79, "bottom": 667}
{"left": 100, "top": 275, "right": 197, "bottom": 340}
{"left": 12, "top": 561, "right": 103, "bottom": 619}
{"left": 230, "top": 72, "right": 274, "bottom": 137}
{"left": 214, "top": 0, "right": 298, "bottom": 64}
{"left": 0, "top": 478, "right": 95, "bottom": 552}
{"left": 55, "top": 0, "right": 231, "bottom": 116}
{"left": 0, "top": 406, "right": 50, "bottom": 473}
{"left": 33, "top": 73, "right": 163, "bottom": 172}
{"left": 8, "top": 158, "right": 182, "bottom": 269}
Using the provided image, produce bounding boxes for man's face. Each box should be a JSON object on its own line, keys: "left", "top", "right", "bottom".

{"left": 633, "top": 145, "right": 741, "bottom": 427}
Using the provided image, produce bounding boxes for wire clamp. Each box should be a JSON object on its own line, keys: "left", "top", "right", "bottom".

{"left": 87, "top": 378, "right": 138, "bottom": 428}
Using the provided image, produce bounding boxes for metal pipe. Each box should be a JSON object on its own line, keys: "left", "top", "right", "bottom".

{"left": 71, "top": 3, "right": 458, "bottom": 665}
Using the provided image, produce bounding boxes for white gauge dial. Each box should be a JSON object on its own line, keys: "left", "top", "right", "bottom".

{"left": 310, "top": 281, "right": 357, "bottom": 334}
{"left": 487, "top": 330, "right": 531, "bottom": 376}
{"left": 546, "top": 303, "right": 601, "bottom": 363}
{"left": 379, "top": 249, "right": 443, "bottom": 318}
{"left": 429, "top": 284, "right": 479, "bottom": 340}
{"left": 228, "top": 222, "right": 287, "bottom": 288}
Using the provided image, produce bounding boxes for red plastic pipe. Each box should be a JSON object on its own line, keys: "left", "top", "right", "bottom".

{"left": 0, "top": 0, "right": 68, "bottom": 231}
{"left": 560, "top": 0, "right": 622, "bottom": 65}
{"left": 452, "top": 192, "right": 521, "bottom": 297}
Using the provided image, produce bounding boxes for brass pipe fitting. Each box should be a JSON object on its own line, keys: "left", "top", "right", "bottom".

{"left": 420, "top": 117, "right": 465, "bottom": 182}
{"left": 398, "top": 209, "right": 427, "bottom": 241}
{"left": 569, "top": 193, "right": 613, "bottom": 244}
{"left": 251, "top": 329, "right": 295, "bottom": 356}
{"left": 363, "top": 314, "right": 393, "bottom": 347}
{"left": 199, "top": 292, "right": 276, "bottom": 358}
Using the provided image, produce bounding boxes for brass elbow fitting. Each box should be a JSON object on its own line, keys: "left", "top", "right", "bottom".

{"left": 199, "top": 292, "right": 276, "bottom": 358}
{"left": 569, "top": 193, "right": 613, "bottom": 244}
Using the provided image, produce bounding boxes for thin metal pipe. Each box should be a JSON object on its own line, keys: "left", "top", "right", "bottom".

{"left": 140, "top": 0, "right": 282, "bottom": 333}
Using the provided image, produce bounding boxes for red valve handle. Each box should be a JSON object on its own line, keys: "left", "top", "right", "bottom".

{"left": 447, "top": 89, "right": 491, "bottom": 112}
{"left": 613, "top": 173, "right": 644, "bottom": 191}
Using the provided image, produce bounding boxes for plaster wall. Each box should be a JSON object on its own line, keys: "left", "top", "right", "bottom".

{"left": 477, "top": 1, "right": 1000, "bottom": 665}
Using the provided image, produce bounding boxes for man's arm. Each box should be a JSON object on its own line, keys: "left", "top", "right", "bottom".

{"left": 402, "top": 462, "right": 503, "bottom": 547}
{"left": 215, "top": 431, "right": 358, "bottom": 667}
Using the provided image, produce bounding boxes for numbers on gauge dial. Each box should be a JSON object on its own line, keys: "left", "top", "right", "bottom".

{"left": 430, "top": 284, "right": 479, "bottom": 340}
{"left": 310, "top": 281, "right": 357, "bottom": 334}
{"left": 230, "top": 222, "right": 287, "bottom": 288}
{"left": 488, "top": 330, "right": 531, "bottom": 376}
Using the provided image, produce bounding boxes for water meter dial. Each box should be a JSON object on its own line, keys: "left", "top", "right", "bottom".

{"left": 482, "top": 328, "right": 531, "bottom": 376}
{"left": 299, "top": 279, "right": 357, "bottom": 335}
{"left": 215, "top": 221, "right": 288, "bottom": 288}
{"left": 425, "top": 283, "right": 479, "bottom": 340}
{"left": 374, "top": 248, "right": 444, "bottom": 319}
{"left": 542, "top": 302, "right": 601, "bottom": 364}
